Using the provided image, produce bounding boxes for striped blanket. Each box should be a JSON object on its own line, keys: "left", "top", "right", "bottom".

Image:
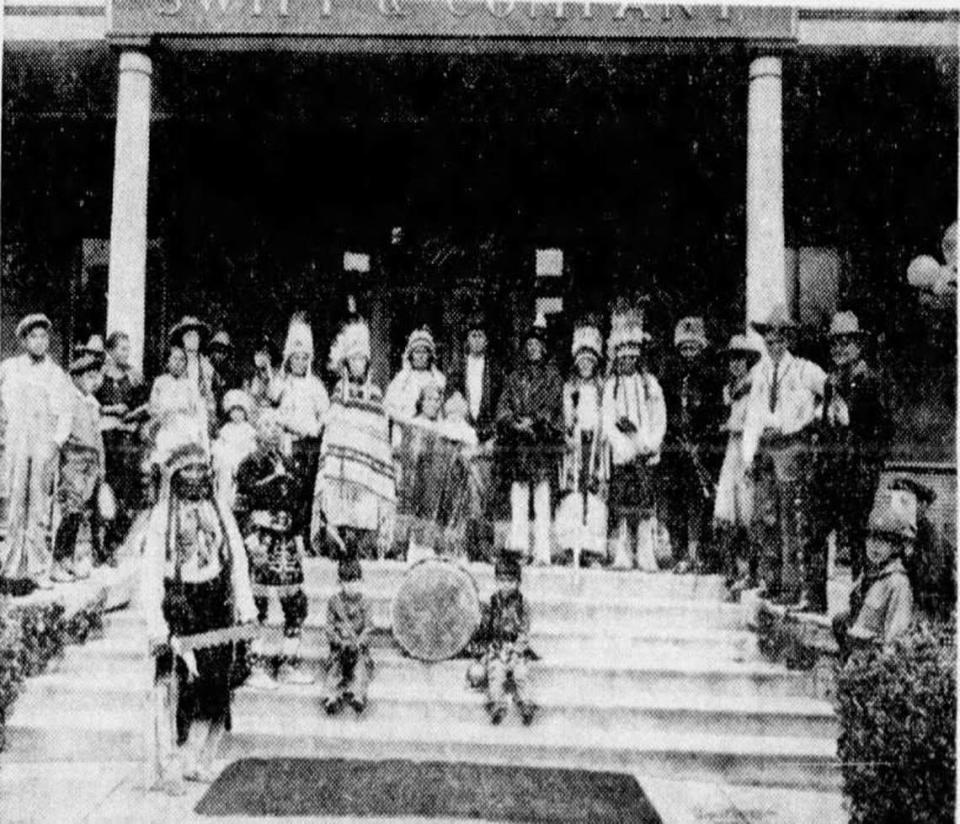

{"left": 315, "top": 382, "right": 396, "bottom": 534}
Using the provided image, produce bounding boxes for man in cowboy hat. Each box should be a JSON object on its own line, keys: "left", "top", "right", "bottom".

{"left": 742, "top": 305, "right": 827, "bottom": 606}
{"left": 446, "top": 311, "right": 502, "bottom": 561}
{"left": 0, "top": 314, "right": 74, "bottom": 592}
{"left": 714, "top": 334, "right": 763, "bottom": 592}
{"left": 805, "top": 311, "right": 892, "bottom": 612}
{"left": 496, "top": 316, "right": 564, "bottom": 566}
{"left": 832, "top": 488, "right": 916, "bottom": 662}
{"left": 660, "top": 316, "right": 725, "bottom": 573}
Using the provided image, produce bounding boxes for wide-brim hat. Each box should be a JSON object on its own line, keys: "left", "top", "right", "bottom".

{"left": 15, "top": 313, "right": 51, "bottom": 340}
{"left": 828, "top": 311, "right": 867, "bottom": 339}
{"left": 209, "top": 331, "right": 232, "bottom": 350}
{"left": 69, "top": 353, "right": 102, "bottom": 377}
{"left": 867, "top": 488, "right": 917, "bottom": 544}
{"left": 169, "top": 316, "right": 209, "bottom": 344}
{"left": 750, "top": 304, "right": 797, "bottom": 334}
{"left": 720, "top": 333, "right": 763, "bottom": 365}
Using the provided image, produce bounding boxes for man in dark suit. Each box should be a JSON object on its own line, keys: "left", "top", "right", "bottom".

{"left": 447, "top": 313, "right": 502, "bottom": 561}
{"left": 806, "top": 311, "right": 892, "bottom": 613}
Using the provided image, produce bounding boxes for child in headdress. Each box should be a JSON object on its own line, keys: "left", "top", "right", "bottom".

{"left": 211, "top": 389, "right": 257, "bottom": 511}
{"left": 323, "top": 556, "right": 373, "bottom": 715}
{"left": 234, "top": 409, "right": 311, "bottom": 687}
{"left": 476, "top": 551, "right": 536, "bottom": 725}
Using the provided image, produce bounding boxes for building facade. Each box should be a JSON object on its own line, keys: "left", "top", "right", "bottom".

{"left": 3, "top": 3, "right": 957, "bottom": 457}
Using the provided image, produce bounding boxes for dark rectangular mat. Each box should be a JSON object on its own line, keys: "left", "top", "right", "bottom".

{"left": 195, "top": 757, "right": 662, "bottom": 823}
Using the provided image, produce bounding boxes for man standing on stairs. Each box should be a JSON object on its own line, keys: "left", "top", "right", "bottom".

{"left": 142, "top": 441, "right": 257, "bottom": 790}
{"left": 496, "top": 316, "right": 564, "bottom": 566}
{"left": 234, "top": 409, "right": 312, "bottom": 687}
{"left": 660, "top": 316, "right": 724, "bottom": 574}
{"left": 805, "top": 311, "right": 891, "bottom": 613}
{"left": 0, "top": 313, "right": 74, "bottom": 594}
{"left": 601, "top": 300, "right": 666, "bottom": 571}
{"left": 742, "top": 305, "right": 826, "bottom": 606}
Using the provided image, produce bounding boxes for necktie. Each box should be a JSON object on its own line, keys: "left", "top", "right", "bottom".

{"left": 768, "top": 363, "right": 779, "bottom": 413}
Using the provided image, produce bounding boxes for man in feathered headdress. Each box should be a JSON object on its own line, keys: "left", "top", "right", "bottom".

{"left": 311, "top": 305, "right": 395, "bottom": 561}
{"left": 0, "top": 313, "right": 74, "bottom": 593}
{"left": 601, "top": 300, "right": 666, "bottom": 571}
{"left": 495, "top": 314, "right": 564, "bottom": 566}
{"left": 556, "top": 317, "right": 607, "bottom": 566}
{"left": 270, "top": 313, "right": 330, "bottom": 552}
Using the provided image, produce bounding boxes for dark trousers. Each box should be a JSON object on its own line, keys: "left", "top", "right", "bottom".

{"left": 661, "top": 451, "right": 714, "bottom": 568}
{"left": 807, "top": 457, "right": 882, "bottom": 604}
{"left": 53, "top": 511, "right": 101, "bottom": 564}
{"left": 291, "top": 437, "right": 321, "bottom": 552}
{"left": 750, "top": 438, "right": 812, "bottom": 600}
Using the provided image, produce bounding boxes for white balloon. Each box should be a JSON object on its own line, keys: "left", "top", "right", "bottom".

{"left": 907, "top": 255, "right": 942, "bottom": 288}
{"left": 942, "top": 221, "right": 957, "bottom": 267}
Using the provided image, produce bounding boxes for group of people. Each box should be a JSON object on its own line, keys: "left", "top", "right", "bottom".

{"left": 0, "top": 298, "right": 947, "bottom": 792}
{"left": 0, "top": 296, "right": 910, "bottom": 622}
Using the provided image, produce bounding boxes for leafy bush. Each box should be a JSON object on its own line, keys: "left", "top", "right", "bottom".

{"left": 0, "top": 597, "right": 104, "bottom": 750}
{"left": 837, "top": 620, "right": 956, "bottom": 824}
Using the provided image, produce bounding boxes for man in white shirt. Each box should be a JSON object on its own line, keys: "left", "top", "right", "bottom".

{"left": 743, "top": 305, "right": 826, "bottom": 605}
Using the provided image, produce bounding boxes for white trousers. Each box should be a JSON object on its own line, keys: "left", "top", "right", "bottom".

{"left": 609, "top": 517, "right": 659, "bottom": 571}
{"left": 508, "top": 480, "right": 552, "bottom": 565}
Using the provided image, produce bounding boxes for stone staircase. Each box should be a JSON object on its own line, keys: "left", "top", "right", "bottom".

{"left": 4, "top": 559, "right": 839, "bottom": 790}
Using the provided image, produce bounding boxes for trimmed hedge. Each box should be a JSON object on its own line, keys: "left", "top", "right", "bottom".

{"left": 0, "top": 597, "right": 104, "bottom": 751}
{"left": 837, "top": 619, "right": 956, "bottom": 824}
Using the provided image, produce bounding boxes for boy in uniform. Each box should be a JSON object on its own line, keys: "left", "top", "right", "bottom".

{"left": 323, "top": 556, "right": 374, "bottom": 715}
{"left": 51, "top": 353, "right": 106, "bottom": 582}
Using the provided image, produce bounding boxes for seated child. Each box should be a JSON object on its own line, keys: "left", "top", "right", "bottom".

{"left": 323, "top": 556, "right": 373, "bottom": 715}
{"left": 833, "top": 489, "right": 916, "bottom": 664}
{"left": 212, "top": 390, "right": 257, "bottom": 510}
{"left": 52, "top": 353, "right": 106, "bottom": 583}
{"left": 477, "top": 551, "right": 536, "bottom": 726}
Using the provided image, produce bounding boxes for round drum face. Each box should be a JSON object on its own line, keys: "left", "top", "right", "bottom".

{"left": 392, "top": 558, "right": 481, "bottom": 662}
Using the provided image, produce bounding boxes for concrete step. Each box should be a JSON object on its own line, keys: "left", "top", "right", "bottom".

{"left": 57, "top": 638, "right": 817, "bottom": 699}
{"left": 20, "top": 671, "right": 838, "bottom": 741}
{"left": 102, "top": 612, "right": 761, "bottom": 663}
{"left": 300, "top": 559, "right": 730, "bottom": 602}
{"left": 3, "top": 706, "right": 840, "bottom": 791}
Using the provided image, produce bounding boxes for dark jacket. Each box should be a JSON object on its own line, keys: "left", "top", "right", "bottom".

{"left": 495, "top": 358, "right": 564, "bottom": 484}
{"left": 660, "top": 353, "right": 725, "bottom": 472}
{"left": 234, "top": 448, "right": 303, "bottom": 532}
{"left": 447, "top": 354, "right": 502, "bottom": 443}
{"left": 819, "top": 359, "right": 892, "bottom": 465}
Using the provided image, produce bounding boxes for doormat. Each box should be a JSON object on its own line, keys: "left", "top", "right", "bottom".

{"left": 195, "top": 757, "right": 662, "bottom": 823}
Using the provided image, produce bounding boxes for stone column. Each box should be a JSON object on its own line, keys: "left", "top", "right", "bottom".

{"left": 107, "top": 50, "right": 153, "bottom": 373}
{"left": 746, "top": 55, "right": 787, "bottom": 326}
